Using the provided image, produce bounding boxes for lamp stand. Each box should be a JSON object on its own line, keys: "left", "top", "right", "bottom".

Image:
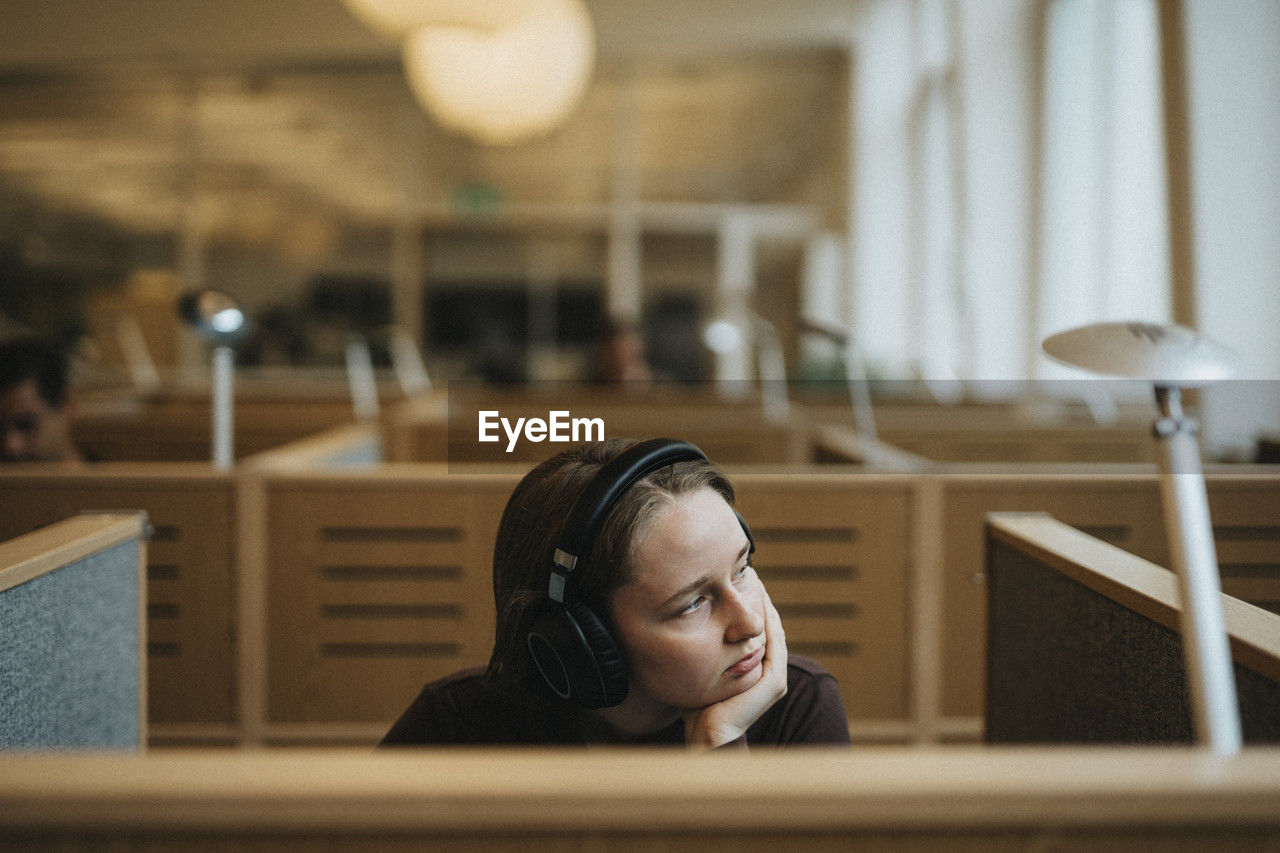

{"left": 843, "top": 342, "right": 880, "bottom": 468}
{"left": 345, "top": 336, "right": 380, "bottom": 422}
{"left": 211, "top": 345, "right": 234, "bottom": 471}
{"left": 1153, "top": 385, "right": 1242, "bottom": 754}
{"left": 753, "top": 318, "right": 790, "bottom": 425}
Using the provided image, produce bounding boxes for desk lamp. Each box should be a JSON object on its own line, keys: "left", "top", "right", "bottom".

{"left": 344, "top": 335, "right": 380, "bottom": 422}
{"left": 179, "top": 290, "right": 248, "bottom": 471}
{"left": 799, "top": 315, "right": 881, "bottom": 468}
{"left": 702, "top": 314, "right": 791, "bottom": 423}
{"left": 751, "top": 315, "right": 790, "bottom": 424}
{"left": 1042, "top": 321, "right": 1242, "bottom": 755}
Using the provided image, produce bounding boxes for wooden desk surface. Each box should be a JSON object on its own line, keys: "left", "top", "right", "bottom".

{"left": 1, "top": 747, "right": 1279, "bottom": 834}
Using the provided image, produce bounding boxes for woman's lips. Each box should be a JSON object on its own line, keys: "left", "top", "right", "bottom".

{"left": 727, "top": 645, "right": 764, "bottom": 676}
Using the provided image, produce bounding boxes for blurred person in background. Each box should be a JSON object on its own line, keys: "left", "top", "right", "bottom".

{"left": 0, "top": 336, "right": 82, "bottom": 463}
{"left": 588, "top": 317, "right": 654, "bottom": 384}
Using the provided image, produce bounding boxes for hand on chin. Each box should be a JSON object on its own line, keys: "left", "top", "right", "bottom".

{"left": 682, "top": 589, "right": 787, "bottom": 749}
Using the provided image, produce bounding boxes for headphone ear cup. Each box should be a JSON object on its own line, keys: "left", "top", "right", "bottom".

{"left": 565, "top": 599, "right": 628, "bottom": 707}
{"left": 524, "top": 598, "right": 628, "bottom": 710}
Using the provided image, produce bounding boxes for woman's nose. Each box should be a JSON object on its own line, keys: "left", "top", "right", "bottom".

{"left": 723, "top": 584, "right": 765, "bottom": 642}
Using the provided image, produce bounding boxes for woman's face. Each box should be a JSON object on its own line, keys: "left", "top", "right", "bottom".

{"left": 608, "top": 487, "right": 766, "bottom": 714}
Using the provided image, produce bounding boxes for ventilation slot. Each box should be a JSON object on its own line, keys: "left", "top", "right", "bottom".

{"left": 1218, "top": 564, "right": 1280, "bottom": 579}
{"left": 147, "top": 563, "right": 180, "bottom": 581}
{"left": 321, "top": 565, "right": 461, "bottom": 581}
{"left": 148, "top": 642, "right": 181, "bottom": 658}
{"left": 149, "top": 525, "right": 180, "bottom": 543}
{"left": 321, "top": 526, "right": 461, "bottom": 543}
{"left": 147, "top": 603, "right": 180, "bottom": 620}
{"left": 320, "top": 642, "right": 460, "bottom": 658}
{"left": 321, "top": 604, "right": 461, "bottom": 620}
{"left": 1214, "top": 525, "right": 1280, "bottom": 542}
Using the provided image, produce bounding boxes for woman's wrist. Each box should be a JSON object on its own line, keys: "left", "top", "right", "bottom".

{"left": 683, "top": 714, "right": 747, "bottom": 749}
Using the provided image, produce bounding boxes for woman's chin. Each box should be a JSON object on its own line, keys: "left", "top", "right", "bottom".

{"left": 707, "top": 666, "right": 764, "bottom": 704}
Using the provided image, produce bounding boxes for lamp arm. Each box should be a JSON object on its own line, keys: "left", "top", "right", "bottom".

{"left": 751, "top": 317, "right": 790, "bottom": 424}
{"left": 1153, "top": 386, "right": 1242, "bottom": 755}
{"left": 843, "top": 341, "right": 880, "bottom": 468}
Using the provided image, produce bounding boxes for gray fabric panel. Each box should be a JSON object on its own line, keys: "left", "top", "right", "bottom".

{"left": 323, "top": 439, "right": 382, "bottom": 467}
{"left": 985, "top": 536, "right": 1280, "bottom": 744}
{"left": 0, "top": 540, "right": 140, "bottom": 749}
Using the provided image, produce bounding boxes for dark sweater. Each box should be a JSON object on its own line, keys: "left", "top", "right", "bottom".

{"left": 380, "top": 654, "right": 850, "bottom": 747}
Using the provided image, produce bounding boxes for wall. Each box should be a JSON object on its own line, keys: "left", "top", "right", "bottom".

{"left": 1185, "top": 0, "right": 1280, "bottom": 456}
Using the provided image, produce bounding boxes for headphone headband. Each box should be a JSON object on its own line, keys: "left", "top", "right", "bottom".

{"left": 525, "top": 437, "right": 746, "bottom": 709}
{"left": 549, "top": 438, "right": 706, "bottom": 601}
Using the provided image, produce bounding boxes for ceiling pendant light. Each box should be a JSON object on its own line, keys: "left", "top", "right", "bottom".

{"left": 340, "top": 0, "right": 544, "bottom": 39}
{"left": 401, "top": 0, "right": 595, "bottom": 146}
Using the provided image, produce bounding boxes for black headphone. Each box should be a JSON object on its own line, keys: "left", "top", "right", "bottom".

{"left": 523, "top": 438, "right": 754, "bottom": 709}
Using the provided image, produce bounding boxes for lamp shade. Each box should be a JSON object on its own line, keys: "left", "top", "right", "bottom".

{"left": 1042, "top": 321, "right": 1238, "bottom": 387}
{"left": 402, "top": 0, "right": 594, "bottom": 146}
{"left": 341, "top": 0, "right": 547, "bottom": 38}
{"left": 702, "top": 318, "right": 744, "bottom": 355}
{"left": 179, "top": 290, "right": 248, "bottom": 346}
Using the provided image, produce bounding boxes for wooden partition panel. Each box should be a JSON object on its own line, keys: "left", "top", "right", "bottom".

{"left": 733, "top": 474, "right": 913, "bottom": 727}
{"left": 0, "top": 513, "right": 148, "bottom": 749}
{"left": 258, "top": 467, "right": 912, "bottom": 739}
{"left": 806, "top": 398, "right": 1157, "bottom": 464}
{"left": 1208, "top": 475, "right": 1280, "bottom": 616}
{"left": 263, "top": 469, "right": 519, "bottom": 727}
{"left": 937, "top": 472, "right": 1167, "bottom": 723}
{"left": 877, "top": 425, "right": 1154, "bottom": 464}
{"left": 381, "top": 394, "right": 448, "bottom": 462}
{"left": 385, "top": 389, "right": 814, "bottom": 465}
{"left": 985, "top": 513, "right": 1280, "bottom": 743}
{"left": 936, "top": 469, "right": 1280, "bottom": 729}
{"left": 450, "top": 413, "right": 808, "bottom": 464}
{"left": 73, "top": 396, "right": 357, "bottom": 462}
{"left": 0, "top": 467, "right": 237, "bottom": 731}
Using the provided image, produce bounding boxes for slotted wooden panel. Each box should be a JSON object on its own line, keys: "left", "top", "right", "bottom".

{"left": 938, "top": 475, "right": 1167, "bottom": 720}
{"left": 0, "top": 467, "right": 237, "bottom": 725}
{"left": 264, "top": 473, "right": 517, "bottom": 724}
{"left": 878, "top": 426, "right": 1154, "bottom": 464}
{"left": 437, "top": 390, "right": 809, "bottom": 465}
{"left": 938, "top": 471, "right": 1280, "bottom": 722}
{"left": 1210, "top": 478, "right": 1280, "bottom": 616}
{"left": 733, "top": 475, "right": 912, "bottom": 722}
{"left": 73, "top": 398, "right": 355, "bottom": 462}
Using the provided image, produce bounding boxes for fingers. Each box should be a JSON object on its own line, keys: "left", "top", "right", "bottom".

{"left": 759, "top": 584, "right": 787, "bottom": 685}
{"left": 753, "top": 585, "right": 788, "bottom": 707}
{"left": 682, "top": 583, "right": 789, "bottom": 749}
{"left": 761, "top": 583, "right": 786, "bottom": 657}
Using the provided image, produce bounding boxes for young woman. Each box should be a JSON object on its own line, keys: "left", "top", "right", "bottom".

{"left": 381, "top": 438, "right": 850, "bottom": 748}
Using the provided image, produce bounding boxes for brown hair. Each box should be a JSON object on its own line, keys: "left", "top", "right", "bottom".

{"left": 486, "top": 438, "right": 735, "bottom": 697}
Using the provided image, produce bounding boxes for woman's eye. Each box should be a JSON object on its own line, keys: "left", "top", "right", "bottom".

{"left": 734, "top": 563, "right": 752, "bottom": 581}
{"left": 678, "top": 596, "right": 707, "bottom": 616}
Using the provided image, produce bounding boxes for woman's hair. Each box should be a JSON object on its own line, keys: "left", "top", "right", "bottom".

{"left": 486, "top": 438, "right": 734, "bottom": 696}
{"left": 0, "top": 337, "right": 70, "bottom": 407}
